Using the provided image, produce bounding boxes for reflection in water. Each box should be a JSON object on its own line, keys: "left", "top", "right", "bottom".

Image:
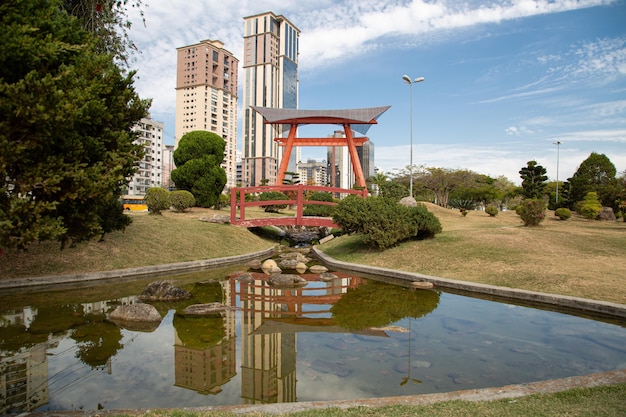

{"left": 0, "top": 267, "right": 625, "bottom": 413}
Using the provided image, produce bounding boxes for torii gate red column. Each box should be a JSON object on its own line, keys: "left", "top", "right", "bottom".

{"left": 277, "top": 124, "right": 298, "bottom": 186}
{"left": 343, "top": 124, "right": 367, "bottom": 188}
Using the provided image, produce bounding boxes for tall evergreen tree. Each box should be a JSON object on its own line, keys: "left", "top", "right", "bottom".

{"left": 171, "top": 131, "right": 227, "bottom": 208}
{"left": 519, "top": 160, "right": 548, "bottom": 199}
{"left": 566, "top": 152, "right": 619, "bottom": 209}
{"left": 0, "top": 0, "right": 149, "bottom": 249}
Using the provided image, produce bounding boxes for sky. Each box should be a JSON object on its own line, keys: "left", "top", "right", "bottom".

{"left": 126, "top": 0, "right": 626, "bottom": 185}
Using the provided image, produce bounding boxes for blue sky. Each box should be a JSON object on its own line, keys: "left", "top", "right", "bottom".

{"left": 128, "top": 0, "right": 626, "bottom": 184}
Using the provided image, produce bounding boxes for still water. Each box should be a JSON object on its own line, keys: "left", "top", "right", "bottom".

{"left": 1, "top": 266, "right": 625, "bottom": 413}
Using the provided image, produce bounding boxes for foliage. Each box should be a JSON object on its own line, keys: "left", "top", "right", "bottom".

{"left": 303, "top": 192, "right": 334, "bottom": 217}
{"left": 367, "top": 172, "right": 388, "bottom": 196}
{"left": 516, "top": 199, "right": 547, "bottom": 227}
{"left": 416, "top": 167, "right": 479, "bottom": 208}
{"left": 170, "top": 190, "right": 195, "bottom": 212}
{"left": 331, "top": 280, "right": 440, "bottom": 330}
{"left": 62, "top": 0, "right": 145, "bottom": 66}
{"left": 555, "top": 207, "right": 571, "bottom": 220}
{"left": 145, "top": 188, "right": 171, "bottom": 215}
{"left": 485, "top": 205, "right": 499, "bottom": 217}
{"left": 566, "top": 152, "right": 619, "bottom": 210}
{"left": 214, "top": 193, "right": 230, "bottom": 210}
{"left": 379, "top": 180, "right": 408, "bottom": 201}
{"left": 171, "top": 131, "right": 227, "bottom": 208}
{"left": 519, "top": 160, "right": 548, "bottom": 199}
{"left": 332, "top": 196, "right": 441, "bottom": 249}
{"left": 258, "top": 191, "right": 289, "bottom": 213}
{"left": 0, "top": 0, "right": 149, "bottom": 249}
{"left": 578, "top": 191, "right": 603, "bottom": 220}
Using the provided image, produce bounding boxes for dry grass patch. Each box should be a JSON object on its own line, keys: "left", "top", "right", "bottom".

{"left": 321, "top": 203, "right": 626, "bottom": 304}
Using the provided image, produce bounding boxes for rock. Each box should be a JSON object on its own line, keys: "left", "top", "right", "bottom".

{"left": 295, "top": 262, "right": 308, "bottom": 273}
{"left": 411, "top": 281, "right": 434, "bottom": 289}
{"left": 319, "top": 235, "right": 334, "bottom": 244}
{"left": 235, "top": 272, "right": 255, "bottom": 283}
{"left": 261, "top": 259, "right": 281, "bottom": 274}
{"left": 308, "top": 265, "right": 328, "bottom": 273}
{"left": 279, "top": 258, "right": 300, "bottom": 270}
{"left": 180, "top": 302, "right": 229, "bottom": 316}
{"left": 598, "top": 207, "right": 616, "bottom": 221}
{"left": 268, "top": 274, "right": 308, "bottom": 287}
{"left": 199, "top": 214, "right": 230, "bottom": 224}
{"left": 109, "top": 303, "right": 162, "bottom": 322}
{"left": 139, "top": 281, "right": 191, "bottom": 301}
{"left": 319, "top": 272, "right": 338, "bottom": 282}
{"left": 247, "top": 259, "right": 262, "bottom": 269}
{"left": 399, "top": 196, "right": 418, "bottom": 207}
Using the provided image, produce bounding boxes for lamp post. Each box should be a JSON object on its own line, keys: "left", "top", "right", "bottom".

{"left": 402, "top": 74, "right": 425, "bottom": 198}
{"left": 554, "top": 141, "right": 561, "bottom": 204}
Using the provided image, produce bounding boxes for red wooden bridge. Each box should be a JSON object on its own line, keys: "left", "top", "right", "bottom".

{"left": 229, "top": 184, "right": 367, "bottom": 228}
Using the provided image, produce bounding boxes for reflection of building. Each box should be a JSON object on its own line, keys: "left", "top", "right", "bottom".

{"left": 232, "top": 272, "right": 362, "bottom": 404}
{"left": 173, "top": 281, "right": 237, "bottom": 395}
{"left": 242, "top": 12, "right": 300, "bottom": 186}
{"left": 0, "top": 343, "right": 48, "bottom": 414}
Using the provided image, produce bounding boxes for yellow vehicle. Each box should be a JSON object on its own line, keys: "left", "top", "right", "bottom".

{"left": 121, "top": 195, "right": 147, "bottom": 211}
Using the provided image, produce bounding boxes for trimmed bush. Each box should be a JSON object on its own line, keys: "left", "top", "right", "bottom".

{"left": 259, "top": 191, "right": 289, "bottom": 213}
{"left": 578, "top": 192, "right": 602, "bottom": 220}
{"left": 485, "top": 205, "right": 499, "bottom": 217}
{"left": 145, "top": 188, "right": 171, "bottom": 215}
{"left": 303, "top": 192, "right": 334, "bottom": 217}
{"left": 555, "top": 207, "right": 571, "bottom": 220}
{"left": 170, "top": 190, "right": 195, "bottom": 212}
{"left": 516, "top": 198, "right": 546, "bottom": 227}
{"left": 332, "top": 196, "right": 442, "bottom": 249}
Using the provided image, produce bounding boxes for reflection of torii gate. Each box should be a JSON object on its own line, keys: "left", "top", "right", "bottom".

{"left": 251, "top": 106, "right": 391, "bottom": 187}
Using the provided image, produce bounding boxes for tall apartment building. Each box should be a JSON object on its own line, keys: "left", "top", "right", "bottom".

{"left": 242, "top": 12, "right": 300, "bottom": 186}
{"left": 175, "top": 39, "right": 239, "bottom": 187}
{"left": 297, "top": 159, "right": 327, "bottom": 186}
{"left": 126, "top": 117, "right": 164, "bottom": 196}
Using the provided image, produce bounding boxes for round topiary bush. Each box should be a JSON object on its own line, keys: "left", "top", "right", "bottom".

{"left": 555, "top": 207, "right": 571, "bottom": 220}
{"left": 516, "top": 198, "right": 546, "bottom": 227}
{"left": 485, "top": 205, "right": 499, "bottom": 217}
{"left": 145, "top": 187, "right": 171, "bottom": 215}
{"left": 170, "top": 190, "right": 195, "bottom": 212}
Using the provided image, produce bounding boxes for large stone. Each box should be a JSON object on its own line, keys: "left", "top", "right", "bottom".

{"left": 180, "top": 303, "right": 229, "bottom": 317}
{"left": 279, "top": 258, "right": 300, "bottom": 270}
{"left": 138, "top": 281, "right": 191, "bottom": 301}
{"left": 295, "top": 262, "right": 308, "bottom": 274}
{"left": 598, "top": 207, "right": 616, "bottom": 221}
{"left": 308, "top": 265, "right": 328, "bottom": 273}
{"left": 109, "top": 303, "right": 162, "bottom": 323}
{"left": 247, "top": 259, "right": 262, "bottom": 270}
{"left": 399, "top": 196, "right": 418, "bottom": 207}
{"left": 319, "top": 272, "right": 338, "bottom": 282}
{"left": 268, "top": 274, "right": 308, "bottom": 287}
{"left": 411, "top": 281, "right": 434, "bottom": 289}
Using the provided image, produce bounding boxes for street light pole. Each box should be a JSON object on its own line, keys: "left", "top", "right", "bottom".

{"left": 554, "top": 141, "right": 561, "bottom": 204}
{"left": 402, "top": 74, "right": 424, "bottom": 198}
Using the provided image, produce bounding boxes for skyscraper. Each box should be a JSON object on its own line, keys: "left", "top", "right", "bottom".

{"left": 242, "top": 12, "right": 300, "bottom": 186}
{"left": 175, "top": 39, "right": 239, "bottom": 187}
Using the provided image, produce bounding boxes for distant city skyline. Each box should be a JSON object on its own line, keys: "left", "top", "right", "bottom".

{"left": 128, "top": 0, "right": 626, "bottom": 184}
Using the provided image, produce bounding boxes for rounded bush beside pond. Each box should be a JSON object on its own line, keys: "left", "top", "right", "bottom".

{"left": 170, "top": 190, "right": 196, "bottom": 212}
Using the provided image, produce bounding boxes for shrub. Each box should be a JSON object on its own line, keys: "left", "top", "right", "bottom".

{"left": 555, "top": 207, "right": 571, "bottom": 220}
{"left": 259, "top": 191, "right": 289, "bottom": 213}
{"left": 485, "top": 205, "right": 499, "bottom": 217}
{"left": 214, "top": 193, "right": 230, "bottom": 210}
{"left": 333, "top": 196, "right": 442, "bottom": 249}
{"left": 578, "top": 192, "right": 603, "bottom": 220}
{"left": 449, "top": 199, "right": 476, "bottom": 217}
{"left": 145, "top": 188, "right": 171, "bottom": 215}
{"left": 516, "top": 198, "right": 546, "bottom": 227}
{"left": 303, "top": 192, "right": 334, "bottom": 217}
{"left": 170, "top": 190, "right": 195, "bottom": 212}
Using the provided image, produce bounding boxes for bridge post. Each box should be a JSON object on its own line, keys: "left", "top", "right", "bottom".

{"left": 296, "top": 184, "right": 304, "bottom": 226}
{"left": 230, "top": 189, "right": 237, "bottom": 224}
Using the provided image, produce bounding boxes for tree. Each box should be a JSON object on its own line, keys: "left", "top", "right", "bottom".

{"left": 519, "top": 161, "right": 548, "bottom": 199}
{"left": 171, "top": 131, "right": 227, "bottom": 208}
{"left": 0, "top": 0, "right": 149, "bottom": 249}
{"left": 416, "top": 168, "right": 478, "bottom": 208}
{"left": 578, "top": 192, "right": 603, "bottom": 219}
{"left": 566, "top": 153, "right": 619, "bottom": 209}
{"left": 367, "top": 172, "right": 388, "bottom": 196}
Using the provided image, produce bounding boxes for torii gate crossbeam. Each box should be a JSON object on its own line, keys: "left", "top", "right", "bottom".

{"left": 251, "top": 106, "right": 391, "bottom": 187}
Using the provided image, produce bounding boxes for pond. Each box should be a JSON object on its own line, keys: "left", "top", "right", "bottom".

{"left": 1, "top": 264, "right": 625, "bottom": 414}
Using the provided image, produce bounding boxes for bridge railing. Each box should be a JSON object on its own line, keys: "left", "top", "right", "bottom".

{"left": 230, "top": 184, "right": 368, "bottom": 228}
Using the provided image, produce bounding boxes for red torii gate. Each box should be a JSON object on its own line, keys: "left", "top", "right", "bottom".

{"left": 251, "top": 106, "right": 391, "bottom": 187}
